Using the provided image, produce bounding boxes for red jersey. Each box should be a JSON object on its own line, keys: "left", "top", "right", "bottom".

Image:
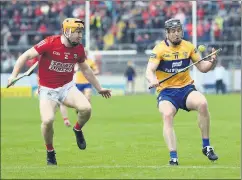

{"left": 34, "top": 35, "right": 85, "bottom": 88}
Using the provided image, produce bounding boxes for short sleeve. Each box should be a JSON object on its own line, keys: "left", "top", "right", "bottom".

{"left": 148, "top": 45, "right": 162, "bottom": 64}
{"left": 78, "top": 46, "right": 86, "bottom": 63}
{"left": 33, "top": 38, "right": 50, "bottom": 55}
{"left": 190, "top": 44, "right": 201, "bottom": 63}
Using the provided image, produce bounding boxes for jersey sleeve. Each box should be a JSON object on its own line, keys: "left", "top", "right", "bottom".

{"left": 148, "top": 45, "right": 162, "bottom": 64}
{"left": 78, "top": 46, "right": 86, "bottom": 63}
{"left": 190, "top": 44, "right": 200, "bottom": 63}
{"left": 33, "top": 38, "right": 51, "bottom": 55}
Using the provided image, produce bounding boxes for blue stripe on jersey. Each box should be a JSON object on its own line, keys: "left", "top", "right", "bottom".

{"left": 156, "top": 58, "right": 191, "bottom": 74}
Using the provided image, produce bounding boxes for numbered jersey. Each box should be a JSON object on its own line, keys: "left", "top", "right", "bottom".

{"left": 34, "top": 35, "right": 86, "bottom": 88}
{"left": 149, "top": 39, "right": 200, "bottom": 92}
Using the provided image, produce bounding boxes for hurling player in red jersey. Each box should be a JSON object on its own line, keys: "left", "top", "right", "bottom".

{"left": 8, "top": 18, "right": 111, "bottom": 165}
{"left": 29, "top": 57, "right": 72, "bottom": 128}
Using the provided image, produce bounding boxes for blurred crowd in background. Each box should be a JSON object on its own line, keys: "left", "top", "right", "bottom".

{"left": 1, "top": 0, "right": 241, "bottom": 73}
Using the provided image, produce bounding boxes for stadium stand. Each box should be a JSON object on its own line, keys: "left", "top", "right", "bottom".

{"left": 1, "top": 0, "right": 241, "bottom": 73}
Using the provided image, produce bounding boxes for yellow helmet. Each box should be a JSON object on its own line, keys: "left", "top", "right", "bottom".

{"left": 62, "top": 18, "right": 84, "bottom": 33}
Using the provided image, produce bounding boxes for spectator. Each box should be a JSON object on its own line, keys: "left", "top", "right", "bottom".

{"left": 214, "top": 61, "right": 226, "bottom": 94}
{"left": 38, "top": 23, "right": 48, "bottom": 33}
{"left": 1, "top": 53, "right": 16, "bottom": 73}
{"left": 174, "top": 9, "right": 186, "bottom": 24}
{"left": 1, "top": 24, "right": 11, "bottom": 50}
{"left": 18, "top": 32, "right": 29, "bottom": 46}
{"left": 103, "top": 29, "right": 115, "bottom": 50}
{"left": 124, "top": 61, "right": 136, "bottom": 94}
{"left": 0, "top": 1, "right": 240, "bottom": 53}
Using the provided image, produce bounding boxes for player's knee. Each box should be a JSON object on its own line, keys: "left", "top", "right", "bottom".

{"left": 41, "top": 116, "right": 55, "bottom": 125}
{"left": 162, "top": 111, "right": 174, "bottom": 122}
{"left": 198, "top": 100, "right": 208, "bottom": 113}
{"left": 77, "top": 104, "right": 92, "bottom": 117}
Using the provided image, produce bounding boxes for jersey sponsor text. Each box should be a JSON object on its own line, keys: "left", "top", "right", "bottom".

{"left": 49, "top": 60, "right": 74, "bottom": 72}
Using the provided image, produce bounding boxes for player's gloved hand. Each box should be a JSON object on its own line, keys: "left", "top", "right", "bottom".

{"left": 64, "top": 119, "right": 71, "bottom": 127}
{"left": 98, "top": 89, "right": 111, "bottom": 98}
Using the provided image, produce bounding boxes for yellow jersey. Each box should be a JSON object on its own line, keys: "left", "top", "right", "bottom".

{"left": 75, "top": 58, "right": 98, "bottom": 84}
{"left": 149, "top": 39, "right": 200, "bottom": 92}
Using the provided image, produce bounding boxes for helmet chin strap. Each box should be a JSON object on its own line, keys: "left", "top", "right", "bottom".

{"left": 64, "top": 29, "right": 79, "bottom": 47}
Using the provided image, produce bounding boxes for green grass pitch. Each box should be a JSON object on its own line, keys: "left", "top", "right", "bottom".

{"left": 1, "top": 94, "right": 240, "bottom": 179}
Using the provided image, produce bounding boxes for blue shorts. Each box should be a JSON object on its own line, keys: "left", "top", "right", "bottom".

{"left": 76, "top": 83, "right": 92, "bottom": 92}
{"left": 157, "top": 84, "right": 196, "bottom": 111}
{"left": 127, "top": 77, "right": 134, "bottom": 81}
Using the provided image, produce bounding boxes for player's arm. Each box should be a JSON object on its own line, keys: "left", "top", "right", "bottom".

{"left": 77, "top": 61, "right": 111, "bottom": 98}
{"left": 192, "top": 47, "right": 217, "bottom": 73}
{"left": 77, "top": 61, "right": 102, "bottom": 91}
{"left": 145, "top": 48, "right": 161, "bottom": 88}
{"left": 146, "top": 61, "right": 160, "bottom": 87}
{"left": 10, "top": 38, "right": 49, "bottom": 80}
{"left": 10, "top": 47, "right": 39, "bottom": 78}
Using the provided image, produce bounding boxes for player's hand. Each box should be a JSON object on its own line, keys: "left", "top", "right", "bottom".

{"left": 64, "top": 119, "right": 71, "bottom": 127}
{"left": 7, "top": 75, "right": 16, "bottom": 87}
{"left": 149, "top": 79, "right": 160, "bottom": 89}
{"left": 98, "top": 89, "right": 111, "bottom": 98}
{"left": 209, "top": 48, "right": 217, "bottom": 64}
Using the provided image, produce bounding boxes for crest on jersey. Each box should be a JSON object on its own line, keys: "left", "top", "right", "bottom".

{"left": 183, "top": 52, "right": 188, "bottom": 58}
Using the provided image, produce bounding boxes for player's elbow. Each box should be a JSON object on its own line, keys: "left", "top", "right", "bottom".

{"left": 197, "top": 63, "right": 211, "bottom": 73}
{"left": 197, "top": 66, "right": 209, "bottom": 73}
{"left": 199, "top": 68, "right": 209, "bottom": 73}
{"left": 199, "top": 69, "right": 207, "bottom": 73}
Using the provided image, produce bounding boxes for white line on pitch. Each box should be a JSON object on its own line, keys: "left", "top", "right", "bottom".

{"left": 2, "top": 165, "right": 240, "bottom": 169}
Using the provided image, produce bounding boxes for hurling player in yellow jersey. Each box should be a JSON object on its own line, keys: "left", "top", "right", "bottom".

{"left": 146, "top": 18, "right": 218, "bottom": 165}
{"left": 74, "top": 51, "right": 99, "bottom": 102}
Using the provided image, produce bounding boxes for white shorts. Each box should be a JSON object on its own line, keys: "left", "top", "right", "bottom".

{"left": 38, "top": 81, "right": 74, "bottom": 104}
